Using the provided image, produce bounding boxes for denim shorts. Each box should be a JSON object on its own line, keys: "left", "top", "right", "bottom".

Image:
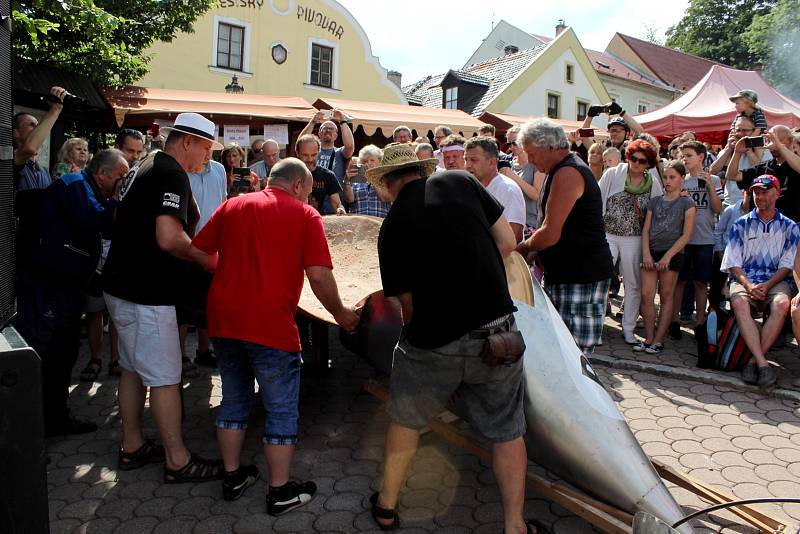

{"left": 213, "top": 338, "right": 301, "bottom": 446}
{"left": 388, "top": 327, "right": 526, "bottom": 444}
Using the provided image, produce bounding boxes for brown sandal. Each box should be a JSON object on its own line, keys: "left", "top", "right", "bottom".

{"left": 118, "top": 438, "right": 165, "bottom": 471}
{"left": 164, "top": 453, "right": 223, "bottom": 484}
{"left": 79, "top": 359, "right": 102, "bottom": 382}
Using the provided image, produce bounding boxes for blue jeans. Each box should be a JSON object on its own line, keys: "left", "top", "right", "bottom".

{"left": 213, "top": 338, "right": 301, "bottom": 445}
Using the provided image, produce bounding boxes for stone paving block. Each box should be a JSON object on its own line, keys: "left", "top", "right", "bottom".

{"left": 271, "top": 510, "right": 317, "bottom": 532}
{"left": 134, "top": 497, "right": 178, "bottom": 519}
{"left": 192, "top": 514, "right": 238, "bottom": 534}
{"left": 788, "top": 462, "right": 800, "bottom": 478}
{"left": 731, "top": 436, "right": 768, "bottom": 450}
{"left": 342, "top": 459, "right": 379, "bottom": 477}
{"left": 701, "top": 437, "right": 741, "bottom": 453}
{"left": 754, "top": 463, "right": 795, "bottom": 482}
{"left": 693, "top": 425, "right": 725, "bottom": 439}
{"left": 119, "top": 480, "right": 160, "bottom": 500}
{"left": 407, "top": 471, "right": 444, "bottom": 490}
{"left": 74, "top": 517, "right": 120, "bottom": 534}
{"left": 95, "top": 497, "right": 140, "bottom": 520}
{"left": 743, "top": 448, "right": 784, "bottom": 467}
{"left": 774, "top": 447, "right": 800, "bottom": 463}
{"left": 152, "top": 482, "right": 193, "bottom": 499}
{"left": 231, "top": 513, "right": 275, "bottom": 533}
{"left": 50, "top": 499, "right": 66, "bottom": 522}
{"left": 50, "top": 481, "right": 89, "bottom": 502}
{"left": 687, "top": 467, "right": 728, "bottom": 487}
{"left": 50, "top": 518, "right": 81, "bottom": 534}
{"left": 434, "top": 504, "right": 479, "bottom": 529}
{"left": 314, "top": 510, "right": 358, "bottom": 532}
{"left": 711, "top": 450, "right": 754, "bottom": 468}
{"left": 153, "top": 515, "right": 198, "bottom": 534}
{"left": 172, "top": 496, "right": 215, "bottom": 519}
{"left": 473, "top": 501, "right": 504, "bottom": 523}
{"left": 438, "top": 485, "right": 480, "bottom": 508}
{"left": 323, "top": 491, "right": 366, "bottom": 513}
{"left": 664, "top": 428, "right": 696, "bottom": 441}
{"left": 333, "top": 474, "right": 373, "bottom": 494}
{"left": 552, "top": 515, "right": 598, "bottom": 533}
{"left": 58, "top": 498, "right": 102, "bottom": 522}
{"left": 113, "top": 516, "right": 159, "bottom": 534}
{"left": 722, "top": 465, "right": 764, "bottom": 484}
{"left": 472, "top": 522, "right": 507, "bottom": 534}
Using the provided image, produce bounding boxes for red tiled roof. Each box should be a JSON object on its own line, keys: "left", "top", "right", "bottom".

{"left": 614, "top": 33, "right": 724, "bottom": 92}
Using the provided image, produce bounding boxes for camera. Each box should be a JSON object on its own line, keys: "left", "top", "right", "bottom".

{"left": 229, "top": 167, "right": 254, "bottom": 197}
{"left": 353, "top": 164, "right": 367, "bottom": 182}
{"left": 744, "top": 136, "right": 765, "bottom": 148}
{"left": 578, "top": 128, "right": 595, "bottom": 137}
{"left": 42, "top": 90, "right": 86, "bottom": 107}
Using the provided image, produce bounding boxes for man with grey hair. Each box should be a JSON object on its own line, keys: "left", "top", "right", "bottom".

{"left": 516, "top": 119, "right": 613, "bottom": 353}
{"left": 193, "top": 156, "right": 359, "bottom": 510}
{"left": 414, "top": 142, "right": 434, "bottom": 160}
{"left": 392, "top": 125, "right": 413, "bottom": 144}
{"left": 250, "top": 139, "right": 281, "bottom": 184}
{"left": 16, "top": 148, "right": 128, "bottom": 436}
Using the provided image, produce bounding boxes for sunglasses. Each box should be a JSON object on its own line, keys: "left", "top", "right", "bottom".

{"left": 629, "top": 156, "right": 649, "bottom": 165}
{"left": 752, "top": 177, "right": 775, "bottom": 188}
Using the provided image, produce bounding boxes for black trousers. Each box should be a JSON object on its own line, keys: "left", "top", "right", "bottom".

{"left": 709, "top": 253, "right": 726, "bottom": 309}
{"left": 15, "top": 271, "right": 83, "bottom": 427}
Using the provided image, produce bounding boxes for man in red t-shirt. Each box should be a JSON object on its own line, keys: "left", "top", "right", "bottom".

{"left": 192, "top": 157, "right": 359, "bottom": 512}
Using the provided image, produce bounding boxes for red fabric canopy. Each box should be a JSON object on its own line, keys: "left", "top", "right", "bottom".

{"left": 635, "top": 65, "right": 800, "bottom": 143}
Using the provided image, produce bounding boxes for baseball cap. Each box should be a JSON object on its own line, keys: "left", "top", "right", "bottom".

{"left": 729, "top": 89, "right": 759, "bottom": 105}
{"left": 748, "top": 174, "right": 780, "bottom": 191}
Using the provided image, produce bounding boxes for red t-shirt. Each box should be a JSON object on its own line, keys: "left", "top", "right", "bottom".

{"left": 192, "top": 188, "right": 333, "bottom": 352}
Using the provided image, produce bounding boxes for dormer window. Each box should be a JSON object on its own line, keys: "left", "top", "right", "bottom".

{"left": 444, "top": 87, "right": 458, "bottom": 109}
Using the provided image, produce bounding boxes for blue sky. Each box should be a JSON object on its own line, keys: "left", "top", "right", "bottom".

{"left": 337, "top": 0, "right": 690, "bottom": 85}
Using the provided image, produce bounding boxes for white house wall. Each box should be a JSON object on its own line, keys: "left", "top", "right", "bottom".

{"left": 502, "top": 47, "right": 609, "bottom": 128}
{"left": 600, "top": 74, "right": 673, "bottom": 116}
{"left": 464, "top": 20, "right": 543, "bottom": 67}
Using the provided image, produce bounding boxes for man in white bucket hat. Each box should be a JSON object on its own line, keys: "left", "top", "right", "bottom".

{"left": 103, "top": 113, "right": 226, "bottom": 483}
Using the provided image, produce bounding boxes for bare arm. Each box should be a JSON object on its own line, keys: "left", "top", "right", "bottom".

{"left": 305, "top": 265, "right": 359, "bottom": 330}
{"left": 620, "top": 111, "right": 644, "bottom": 135}
{"left": 709, "top": 143, "right": 733, "bottom": 175}
{"left": 500, "top": 167, "right": 541, "bottom": 201}
{"left": 641, "top": 210, "right": 653, "bottom": 267}
{"left": 336, "top": 112, "right": 355, "bottom": 159}
{"left": 299, "top": 111, "right": 324, "bottom": 137}
{"left": 767, "top": 132, "right": 800, "bottom": 174}
{"left": 794, "top": 247, "right": 800, "bottom": 289}
{"left": 342, "top": 182, "right": 355, "bottom": 204}
{"left": 329, "top": 192, "right": 345, "bottom": 214}
{"left": 702, "top": 172, "right": 723, "bottom": 215}
{"left": 490, "top": 214, "right": 516, "bottom": 258}
{"left": 726, "top": 138, "right": 747, "bottom": 182}
{"left": 524, "top": 168, "right": 583, "bottom": 251}
{"left": 155, "top": 215, "right": 215, "bottom": 269}
{"left": 15, "top": 88, "right": 64, "bottom": 165}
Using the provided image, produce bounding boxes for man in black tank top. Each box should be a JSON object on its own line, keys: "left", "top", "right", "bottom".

{"left": 515, "top": 120, "right": 613, "bottom": 353}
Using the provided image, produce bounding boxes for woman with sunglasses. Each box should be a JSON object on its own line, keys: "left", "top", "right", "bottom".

{"left": 598, "top": 139, "right": 663, "bottom": 345}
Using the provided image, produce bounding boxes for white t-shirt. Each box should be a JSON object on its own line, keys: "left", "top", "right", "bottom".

{"left": 486, "top": 173, "right": 526, "bottom": 227}
{"left": 724, "top": 150, "right": 773, "bottom": 204}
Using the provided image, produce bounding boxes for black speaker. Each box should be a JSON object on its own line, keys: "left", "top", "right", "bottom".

{"left": 0, "top": 326, "right": 48, "bottom": 534}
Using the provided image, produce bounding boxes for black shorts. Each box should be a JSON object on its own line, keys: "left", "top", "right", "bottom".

{"left": 176, "top": 263, "right": 213, "bottom": 328}
{"left": 650, "top": 249, "right": 684, "bottom": 272}
{"left": 678, "top": 244, "right": 714, "bottom": 283}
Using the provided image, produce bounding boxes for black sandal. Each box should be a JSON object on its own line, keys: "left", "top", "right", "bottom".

{"left": 79, "top": 359, "right": 102, "bottom": 382}
{"left": 108, "top": 360, "right": 122, "bottom": 377}
{"left": 370, "top": 492, "right": 400, "bottom": 531}
{"left": 118, "top": 438, "right": 165, "bottom": 471}
{"left": 164, "top": 453, "right": 224, "bottom": 484}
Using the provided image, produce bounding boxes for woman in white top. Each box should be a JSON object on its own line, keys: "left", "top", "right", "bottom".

{"left": 598, "top": 139, "right": 664, "bottom": 344}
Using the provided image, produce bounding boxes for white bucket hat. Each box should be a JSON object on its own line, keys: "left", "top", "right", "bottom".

{"left": 162, "top": 113, "right": 224, "bottom": 150}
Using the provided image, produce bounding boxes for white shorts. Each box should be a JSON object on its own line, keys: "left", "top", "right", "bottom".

{"left": 104, "top": 293, "right": 181, "bottom": 387}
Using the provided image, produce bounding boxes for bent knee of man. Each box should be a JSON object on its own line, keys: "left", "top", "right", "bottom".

{"left": 771, "top": 296, "right": 790, "bottom": 316}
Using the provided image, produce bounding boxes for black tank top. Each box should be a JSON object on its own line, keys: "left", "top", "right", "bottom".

{"left": 538, "top": 153, "right": 613, "bottom": 285}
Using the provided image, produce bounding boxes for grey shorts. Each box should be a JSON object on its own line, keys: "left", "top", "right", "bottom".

{"left": 388, "top": 326, "right": 526, "bottom": 444}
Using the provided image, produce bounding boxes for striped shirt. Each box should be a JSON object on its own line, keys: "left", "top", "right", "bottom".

{"left": 720, "top": 209, "right": 799, "bottom": 284}
{"left": 348, "top": 182, "right": 391, "bottom": 218}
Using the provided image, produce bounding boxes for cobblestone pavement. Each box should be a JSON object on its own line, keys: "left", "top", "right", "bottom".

{"left": 49, "top": 306, "right": 800, "bottom": 534}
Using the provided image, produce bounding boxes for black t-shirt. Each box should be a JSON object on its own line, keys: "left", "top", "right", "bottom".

{"left": 378, "top": 171, "right": 515, "bottom": 349}
{"left": 309, "top": 166, "right": 342, "bottom": 215}
{"left": 740, "top": 159, "right": 800, "bottom": 222}
{"left": 104, "top": 152, "right": 197, "bottom": 305}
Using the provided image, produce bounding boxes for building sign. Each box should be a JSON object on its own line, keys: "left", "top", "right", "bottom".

{"left": 224, "top": 124, "right": 250, "bottom": 146}
{"left": 297, "top": 5, "right": 344, "bottom": 39}
{"left": 264, "top": 124, "right": 289, "bottom": 145}
{"left": 218, "top": 0, "right": 266, "bottom": 8}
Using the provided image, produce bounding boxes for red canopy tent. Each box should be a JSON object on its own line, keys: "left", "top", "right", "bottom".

{"left": 634, "top": 65, "right": 800, "bottom": 144}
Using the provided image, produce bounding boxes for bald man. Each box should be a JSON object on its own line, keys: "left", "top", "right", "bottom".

{"left": 250, "top": 139, "right": 281, "bottom": 184}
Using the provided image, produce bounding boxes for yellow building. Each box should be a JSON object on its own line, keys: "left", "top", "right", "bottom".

{"left": 139, "top": 0, "right": 406, "bottom": 104}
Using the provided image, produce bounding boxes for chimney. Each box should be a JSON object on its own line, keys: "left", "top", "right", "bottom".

{"left": 387, "top": 70, "right": 402, "bottom": 88}
{"left": 504, "top": 45, "right": 519, "bottom": 55}
{"left": 555, "top": 19, "right": 566, "bottom": 36}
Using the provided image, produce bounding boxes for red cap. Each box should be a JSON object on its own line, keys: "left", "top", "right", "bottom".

{"left": 748, "top": 174, "right": 780, "bottom": 192}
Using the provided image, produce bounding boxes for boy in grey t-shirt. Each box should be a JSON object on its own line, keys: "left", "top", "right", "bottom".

{"left": 672, "top": 141, "right": 724, "bottom": 332}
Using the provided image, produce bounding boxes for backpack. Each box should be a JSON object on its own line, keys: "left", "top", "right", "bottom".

{"left": 694, "top": 307, "right": 752, "bottom": 371}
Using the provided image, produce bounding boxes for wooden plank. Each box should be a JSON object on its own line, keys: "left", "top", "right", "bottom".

{"left": 652, "top": 459, "right": 786, "bottom": 534}
{"left": 364, "top": 379, "right": 633, "bottom": 534}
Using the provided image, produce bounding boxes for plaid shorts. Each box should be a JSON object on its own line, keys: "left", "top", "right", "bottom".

{"left": 545, "top": 279, "right": 610, "bottom": 351}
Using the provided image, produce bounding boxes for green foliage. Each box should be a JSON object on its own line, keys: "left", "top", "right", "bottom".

{"left": 744, "top": 0, "right": 800, "bottom": 100}
{"left": 13, "top": 0, "right": 215, "bottom": 86}
{"left": 665, "top": 0, "right": 775, "bottom": 68}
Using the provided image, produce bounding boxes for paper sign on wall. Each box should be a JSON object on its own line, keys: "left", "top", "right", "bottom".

{"left": 263, "top": 124, "right": 289, "bottom": 145}
{"left": 224, "top": 125, "right": 250, "bottom": 146}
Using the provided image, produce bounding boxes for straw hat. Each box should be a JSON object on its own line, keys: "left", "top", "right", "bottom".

{"left": 162, "top": 112, "right": 224, "bottom": 150}
{"left": 365, "top": 143, "right": 437, "bottom": 188}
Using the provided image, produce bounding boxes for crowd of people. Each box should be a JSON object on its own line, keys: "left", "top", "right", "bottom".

{"left": 9, "top": 84, "right": 800, "bottom": 533}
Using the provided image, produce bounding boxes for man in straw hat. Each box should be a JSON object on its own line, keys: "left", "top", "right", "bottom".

{"left": 104, "top": 112, "right": 225, "bottom": 483}
{"left": 366, "top": 144, "right": 533, "bottom": 533}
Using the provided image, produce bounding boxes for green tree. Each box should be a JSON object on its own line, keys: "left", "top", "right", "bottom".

{"left": 13, "top": 0, "right": 215, "bottom": 86}
{"left": 744, "top": 0, "right": 800, "bottom": 100}
{"left": 665, "top": 0, "right": 775, "bottom": 68}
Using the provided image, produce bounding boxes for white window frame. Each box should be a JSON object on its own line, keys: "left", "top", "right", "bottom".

{"left": 210, "top": 15, "right": 253, "bottom": 77}
{"left": 565, "top": 62, "right": 575, "bottom": 84}
{"left": 444, "top": 86, "right": 458, "bottom": 109}
{"left": 637, "top": 98, "right": 651, "bottom": 114}
{"left": 306, "top": 37, "right": 340, "bottom": 91}
{"left": 546, "top": 92, "right": 561, "bottom": 119}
